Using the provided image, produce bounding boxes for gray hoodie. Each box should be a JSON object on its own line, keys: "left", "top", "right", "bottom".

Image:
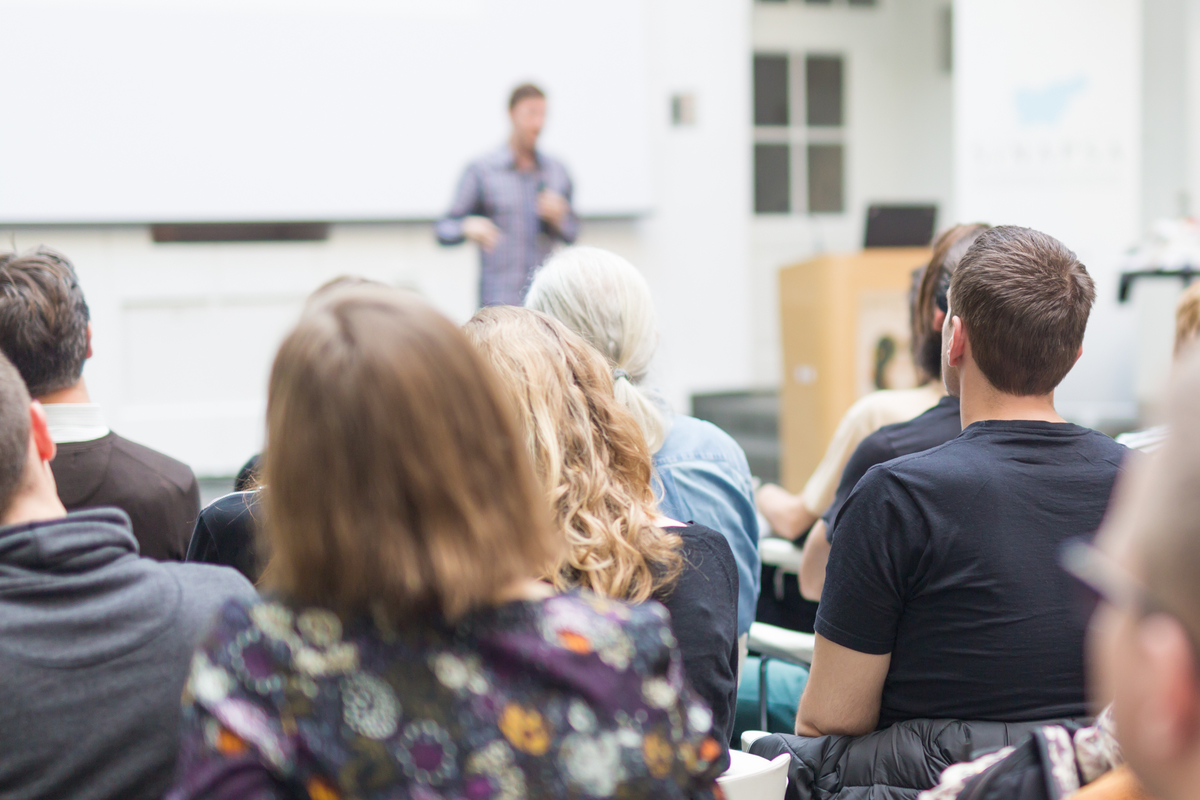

{"left": 0, "top": 507, "right": 257, "bottom": 800}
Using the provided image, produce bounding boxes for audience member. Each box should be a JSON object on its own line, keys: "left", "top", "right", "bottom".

{"left": 185, "top": 488, "right": 260, "bottom": 581}
{"left": 524, "top": 246, "right": 760, "bottom": 646}
{"left": 169, "top": 288, "right": 725, "bottom": 799}
{"left": 756, "top": 259, "right": 949, "bottom": 544}
{"left": 919, "top": 352, "right": 1200, "bottom": 800}
{"left": 435, "top": 83, "right": 578, "bottom": 307}
{"left": 799, "top": 226, "right": 1124, "bottom": 737}
{"left": 465, "top": 305, "right": 740, "bottom": 743}
{"left": 0, "top": 351, "right": 255, "bottom": 800}
{"left": 1072, "top": 345, "right": 1200, "bottom": 800}
{"left": 747, "top": 226, "right": 1126, "bottom": 799}
{"left": 185, "top": 276, "right": 387, "bottom": 582}
{"left": 0, "top": 247, "right": 200, "bottom": 560}
{"left": 797, "top": 223, "right": 988, "bottom": 599}
{"left": 731, "top": 224, "right": 990, "bottom": 740}
{"left": 1116, "top": 279, "right": 1200, "bottom": 452}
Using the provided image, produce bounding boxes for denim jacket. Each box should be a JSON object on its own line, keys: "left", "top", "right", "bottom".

{"left": 653, "top": 414, "right": 761, "bottom": 635}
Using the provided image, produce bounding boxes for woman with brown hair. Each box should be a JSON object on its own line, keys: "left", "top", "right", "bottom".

{"left": 168, "top": 287, "right": 725, "bottom": 800}
{"left": 464, "top": 305, "right": 740, "bottom": 745}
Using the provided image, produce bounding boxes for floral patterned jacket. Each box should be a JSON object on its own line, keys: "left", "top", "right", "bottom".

{"left": 167, "top": 591, "right": 727, "bottom": 800}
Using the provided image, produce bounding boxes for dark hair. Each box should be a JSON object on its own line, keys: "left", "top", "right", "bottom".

{"left": 0, "top": 247, "right": 90, "bottom": 398}
{"left": 913, "top": 223, "right": 991, "bottom": 381}
{"left": 262, "top": 286, "right": 560, "bottom": 621}
{"left": 949, "top": 226, "right": 1095, "bottom": 396}
{"left": 509, "top": 83, "right": 546, "bottom": 110}
{"left": 0, "top": 352, "right": 31, "bottom": 518}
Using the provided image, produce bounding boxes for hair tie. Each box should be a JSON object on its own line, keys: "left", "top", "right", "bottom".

{"left": 613, "top": 368, "right": 631, "bottom": 383}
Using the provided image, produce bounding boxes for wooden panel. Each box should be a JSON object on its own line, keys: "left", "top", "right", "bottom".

{"left": 778, "top": 247, "right": 930, "bottom": 491}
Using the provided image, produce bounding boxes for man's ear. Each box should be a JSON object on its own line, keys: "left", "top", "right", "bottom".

{"left": 30, "top": 401, "right": 55, "bottom": 464}
{"left": 1133, "top": 615, "right": 1200, "bottom": 760}
{"left": 946, "top": 316, "right": 967, "bottom": 368}
{"left": 1074, "top": 344, "right": 1083, "bottom": 366}
{"left": 85, "top": 322, "right": 93, "bottom": 360}
{"left": 931, "top": 309, "right": 946, "bottom": 334}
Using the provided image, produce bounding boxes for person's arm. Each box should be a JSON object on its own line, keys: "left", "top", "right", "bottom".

{"left": 799, "top": 434, "right": 894, "bottom": 600}
{"left": 180, "top": 469, "right": 201, "bottom": 559}
{"left": 795, "top": 634, "right": 891, "bottom": 736}
{"left": 801, "top": 466, "right": 923, "bottom": 735}
{"left": 659, "top": 529, "right": 741, "bottom": 742}
{"left": 435, "top": 165, "right": 492, "bottom": 246}
{"left": 797, "top": 395, "right": 882, "bottom": 520}
{"left": 184, "top": 506, "right": 215, "bottom": 564}
{"left": 168, "top": 602, "right": 291, "bottom": 800}
{"left": 798, "top": 519, "right": 830, "bottom": 601}
{"left": 757, "top": 395, "right": 882, "bottom": 540}
{"left": 549, "top": 170, "right": 579, "bottom": 243}
{"left": 167, "top": 722, "right": 288, "bottom": 800}
{"left": 754, "top": 482, "right": 817, "bottom": 542}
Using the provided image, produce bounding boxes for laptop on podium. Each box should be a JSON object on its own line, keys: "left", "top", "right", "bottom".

{"left": 864, "top": 204, "right": 937, "bottom": 248}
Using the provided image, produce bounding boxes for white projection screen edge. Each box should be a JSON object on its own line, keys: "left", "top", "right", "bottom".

{"left": 1, "top": 0, "right": 653, "bottom": 223}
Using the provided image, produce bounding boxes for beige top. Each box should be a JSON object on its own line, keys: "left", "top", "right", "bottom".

{"left": 799, "top": 383, "right": 946, "bottom": 516}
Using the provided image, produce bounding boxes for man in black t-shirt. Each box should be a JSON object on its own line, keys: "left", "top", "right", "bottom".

{"left": 797, "top": 224, "right": 987, "bottom": 600}
{"left": 796, "top": 226, "right": 1127, "bottom": 737}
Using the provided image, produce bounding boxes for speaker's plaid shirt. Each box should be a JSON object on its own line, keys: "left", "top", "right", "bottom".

{"left": 436, "top": 146, "right": 578, "bottom": 307}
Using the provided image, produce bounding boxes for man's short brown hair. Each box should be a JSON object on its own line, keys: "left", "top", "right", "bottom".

{"left": 0, "top": 247, "right": 90, "bottom": 398}
{"left": 0, "top": 352, "right": 31, "bottom": 518}
{"left": 949, "top": 226, "right": 1095, "bottom": 396}
{"left": 509, "top": 83, "right": 545, "bottom": 110}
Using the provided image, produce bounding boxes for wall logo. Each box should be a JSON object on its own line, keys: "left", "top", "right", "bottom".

{"left": 1015, "top": 76, "right": 1088, "bottom": 126}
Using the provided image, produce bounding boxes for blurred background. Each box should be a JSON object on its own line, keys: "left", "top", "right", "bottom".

{"left": 2, "top": 0, "right": 1195, "bottom": 499}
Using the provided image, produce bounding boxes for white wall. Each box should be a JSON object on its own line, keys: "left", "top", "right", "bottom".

{"left": 955, "top": 0, "right": 1144, "bottom": 429}
{"left": 1144, "top": 0, "right": 1190, "bottom": 226}
{"left": 3, "top": 0, "right": 653, "bottom": 221}
{"left": 1, "top": 0, "right": 754, "bottom": 477}
{"left": 15, "top": 0, "right": 1188, "bottom": 479}
{"left": 749, "top": 0, "right": 955, "bottom": 387}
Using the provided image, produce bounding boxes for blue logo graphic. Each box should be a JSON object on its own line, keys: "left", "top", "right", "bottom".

{"left": 1015, "top": 76, "right": 1087, "bottom": 125}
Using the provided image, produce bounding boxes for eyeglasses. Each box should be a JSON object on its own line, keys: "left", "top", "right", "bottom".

{"left": 1060, "top": 539, "right": 1200, "bottom": 656}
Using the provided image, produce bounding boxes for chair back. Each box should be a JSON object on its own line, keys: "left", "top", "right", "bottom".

{"left": 716, "top": 750, "right": 790, "bottom": 800}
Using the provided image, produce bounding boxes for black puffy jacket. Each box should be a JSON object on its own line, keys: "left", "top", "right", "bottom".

{"left": 747, "top": 717, "right": 1088, "bottom": 800}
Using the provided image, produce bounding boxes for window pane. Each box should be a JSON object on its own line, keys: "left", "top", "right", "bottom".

{"left": 755, "top": 144, "right": 791, "bottom": 214}
{"left": 754, "top": 55, "right": 789, "bottom": 126}
{"left": 806, "top": 55, "right": 844, "bottom": 127}
{"left": 807, "top": 143, "right": 844, "bottom": 213}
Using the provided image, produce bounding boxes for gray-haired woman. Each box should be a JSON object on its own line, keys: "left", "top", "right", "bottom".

{"left": 525, "top": 246, "right": 760, "bottom": 646}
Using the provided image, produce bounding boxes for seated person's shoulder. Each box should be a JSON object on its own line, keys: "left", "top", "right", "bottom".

{"left": 200, "top": 490, "right": 261, "bottom": 527}
{"left": 658, "top": 414, "right": 751, "bottom": 470}
{"left": 672, "top": 524, "right": 737, "bottom": 572}
{"left": 845, "top": 384, "right": 940, "bottom": 427}
{"left": 547, "top": 591, "right": 676, "bottom": 664}
{"left": 189, "top": 491, "right": 263, "bottom": 581}
{"left": 108, "top": 432, "right": 198, "bottom": 493}
{"left": 853, "top": 438, "right": 961, "bottom": 489}
{"left": 162, "top": 561, "right": 258, "bottom": 622}
{"left": 1086, "top": 427, "right": 1134, "bottom": 462}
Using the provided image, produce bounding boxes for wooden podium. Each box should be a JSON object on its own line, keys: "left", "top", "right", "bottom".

{"left": 778, "top": 247, "right": 932, "bottom": 492}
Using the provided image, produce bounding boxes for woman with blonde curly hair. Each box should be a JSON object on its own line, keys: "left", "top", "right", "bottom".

{"left": 465, "top": 305, "right": 739, "bottom": 742}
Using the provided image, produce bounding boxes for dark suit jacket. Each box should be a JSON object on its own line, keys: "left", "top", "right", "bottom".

{"left": 51, "top": 432, "right": 200, "bottom": 560}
